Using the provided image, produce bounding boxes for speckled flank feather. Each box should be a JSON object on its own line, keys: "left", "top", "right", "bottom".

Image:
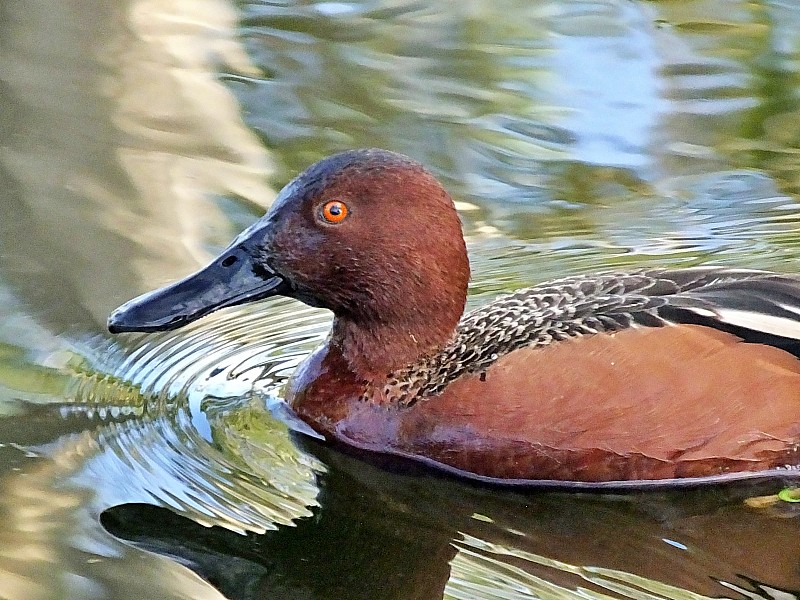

{"left": 376, "top": 267, "right": 800, "bottom": 406}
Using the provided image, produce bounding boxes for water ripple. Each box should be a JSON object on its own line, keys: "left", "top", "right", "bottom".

{"left": 66, "top": 297, "right": 332, "bottom": 534}
{"left": 447, "top": 534, "right": 713, "bottom": 600}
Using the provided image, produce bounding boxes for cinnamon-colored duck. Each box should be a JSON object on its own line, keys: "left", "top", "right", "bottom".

{"left": 108, "top": 149, "right": 800, "bottom": 488}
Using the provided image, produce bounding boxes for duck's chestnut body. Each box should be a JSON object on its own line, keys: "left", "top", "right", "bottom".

{"left": 109, "top": 149, "right": 800, "bottom": 487}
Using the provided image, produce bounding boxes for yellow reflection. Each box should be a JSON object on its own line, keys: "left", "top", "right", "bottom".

{"left": 447, "top": 533, "right": 714, "bottom": 600}
{"left": 0, "top": 0, "right": 276, "bottom": 330}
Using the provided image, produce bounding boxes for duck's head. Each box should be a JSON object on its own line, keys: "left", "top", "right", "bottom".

{"left": 108, "top": 149, "right": 470, "bottom": 374}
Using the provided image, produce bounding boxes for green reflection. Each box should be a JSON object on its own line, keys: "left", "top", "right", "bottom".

{"left": 0, "top": 343, "right": 70, "bottom": 405}
{"left": 4, "top": 0, "right": 800, "bottom": 599}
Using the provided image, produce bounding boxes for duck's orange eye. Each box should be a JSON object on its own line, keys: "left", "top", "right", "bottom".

{"left": 321, "top": 200, "right": 349, "bottom": 224}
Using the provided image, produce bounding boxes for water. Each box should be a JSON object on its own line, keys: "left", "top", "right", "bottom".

{"left": 2, "top": 0, "right": 800, "bottom": 598}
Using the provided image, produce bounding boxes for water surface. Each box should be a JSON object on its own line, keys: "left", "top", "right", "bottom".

{"left": 2, "top": 0, "right": 800, "bottom": 598}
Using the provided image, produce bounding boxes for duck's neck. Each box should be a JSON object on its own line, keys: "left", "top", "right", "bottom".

{"left": 330, "top": 306, "right": 463, "bottom": 380}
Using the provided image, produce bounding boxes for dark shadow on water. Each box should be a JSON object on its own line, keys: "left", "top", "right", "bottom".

{"left": 102, "top": 452, "right": 457, "bottom": 600}
{"left": 102, "top": 441, "right": 800, "bottom": 600}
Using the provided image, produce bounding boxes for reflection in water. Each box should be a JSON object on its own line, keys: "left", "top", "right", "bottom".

{"left": 235, "top": 0, "right": 800, "bottom": 281}
{"left": 0, "top": 0, "right": 275, "bottom": 334}
{"left": 652, "top": 2, "right": 800, "bottom": 192}
{"left": 2, "top": 0, "right": 800, "bottom": 599}
{"left": 446, "top": 536, "right": 710, "bottom": 600}
{"left": 100, "top": 446, "right": 800, "bottom": 600}
{"left": 0, "top": 299, "right": 329, "bottom": 596}
{"left": 0, "top": 426, "right": 229, "bottom": 600}
{"left": 73, "top": 297, "right": 330, "bottom": 535}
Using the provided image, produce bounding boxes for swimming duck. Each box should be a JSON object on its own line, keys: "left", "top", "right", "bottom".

{"left": 108, "top": 149, "right": 800, "bottom": 487}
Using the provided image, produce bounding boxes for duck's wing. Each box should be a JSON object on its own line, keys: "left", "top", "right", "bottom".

{"left": 478, "top": 266, "right": 800, "bottom": 352}
{"left": 651, "top": 268, "right": 800, "bottom": 351}
{"left": 414, "top": 268, "right": 800, "bottom": 401}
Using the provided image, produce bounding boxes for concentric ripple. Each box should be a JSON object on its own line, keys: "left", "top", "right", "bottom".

{"left": 69, "top": 297, "right": 333, "bottom": 534}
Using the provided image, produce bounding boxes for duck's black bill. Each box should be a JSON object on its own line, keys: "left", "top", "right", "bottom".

{"left": 107, "top": 249, "right": 290, "bottom": 334}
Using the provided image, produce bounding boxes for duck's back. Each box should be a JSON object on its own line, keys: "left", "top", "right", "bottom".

{"left": 383, "top": 267, "right": 800, "bottom": 484}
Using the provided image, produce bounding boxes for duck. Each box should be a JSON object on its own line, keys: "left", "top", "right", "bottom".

{"left": 108, "top": 148, "right": 800, "bottom": 488}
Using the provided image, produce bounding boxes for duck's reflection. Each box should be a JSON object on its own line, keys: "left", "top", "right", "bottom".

{"left": 103, "top": 440, "right": 800, "bottom": 600}
{"left": 102, "top": 453, "right": 456, "bottom": 600}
